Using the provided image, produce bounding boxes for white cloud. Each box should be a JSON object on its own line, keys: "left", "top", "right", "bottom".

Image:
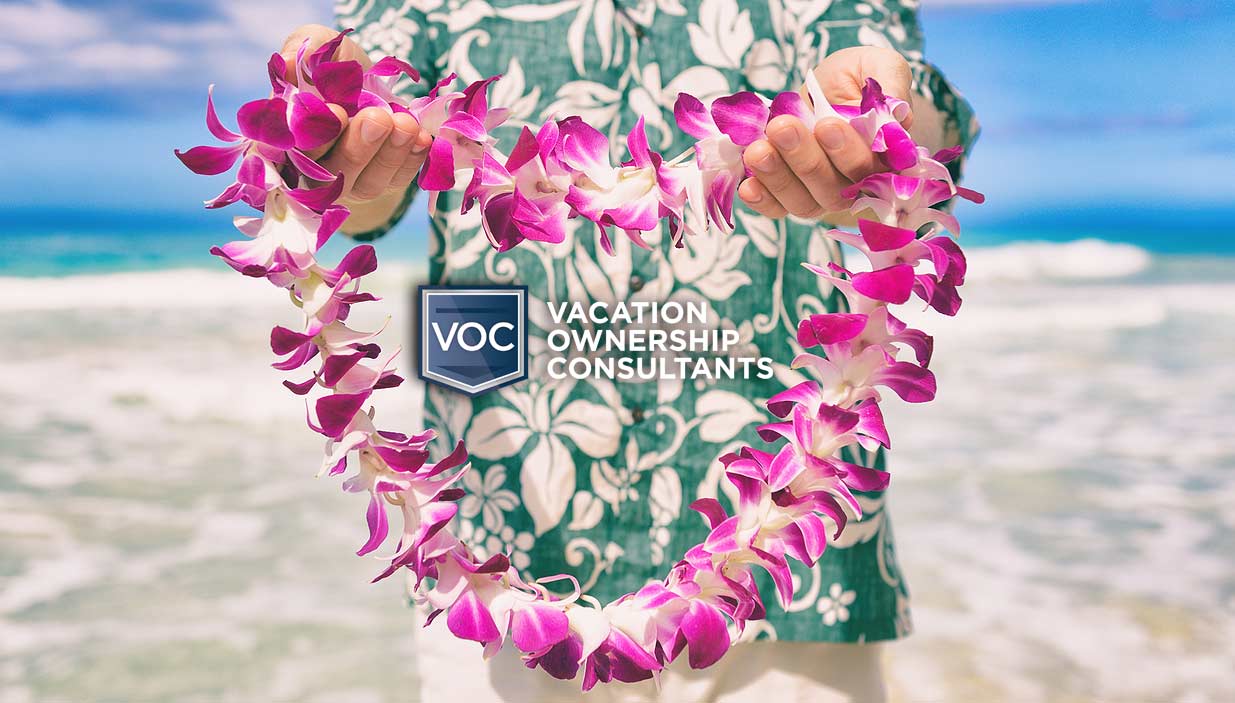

{"left": 0, "top": 0, "right": 104, "bottom": 46}
{"left": 67, "top": 42, "right": 182, "bottom": 75}
{"left": 0, "top": 0, "right": 329, "bottom": 90}
{"left": 0, "top": 44, "right": 27, "bottom": 72}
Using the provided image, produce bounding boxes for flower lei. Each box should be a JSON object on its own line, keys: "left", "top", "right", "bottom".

{"left": 176, "top": 30, "right": 982, "bottom": 690}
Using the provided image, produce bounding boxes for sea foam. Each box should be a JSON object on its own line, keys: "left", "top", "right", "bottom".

{"left": 964, "top": 238, "right": 1152, "bottom": 282}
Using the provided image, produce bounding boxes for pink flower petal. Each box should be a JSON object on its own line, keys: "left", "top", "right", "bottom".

{"left": 357, "top": 492, "right": 389, "bottom": 556}
{"left": 688, "top": 498, "right": 729, "bottom": 529}
{"left": 369, "top": 55, "right": 420, "bottom": 81}
{"left": 447, "top": 590, "right": 501, "bottom": 644}
{"left": 797, "top": 313, "right": 868, "bottom": 348}
{"left": 175, "top": 143, "right": 246, "bottom": 176}
{"left": 769, "top": 91, "right": 812, "bottom": 122}
{"left": 205, "top": 85, "right": 241, "bottom": 142}
{"left": 710, "top": 92, "right": 769, "bottom": 146}
{"left": 290, "top": 91, "right": 343, "bottom": 151}
{"left": 315, "top": 391, "right": 370, "bottom": 438}
{"left": 875, "top": 361, "right": 937, "bottom": 403}
{"left": 418, "top": 137, "right": 457, "bottom": 191}
{"left": 673, "top": 93, "right": 716, "bottom": 139}
{"left": 851, "top": 264, "right": 915, "bottom": 304}
{"left": 680, "top": 601, "right": 729, "bottom": 669}
{"left": 314, "top": 60, "right": 364, "bottom": 112}
{"left": 286, "top": 148, "right": 337, "bottom": 182}
{"left": 236, "top": 97, "right": 295, "bottom": 150}
{"left": 512, "top": 605, "right": 571, "bottom": 652}
{"left": 858, "top": 219, "right": 917, "bottom": 252}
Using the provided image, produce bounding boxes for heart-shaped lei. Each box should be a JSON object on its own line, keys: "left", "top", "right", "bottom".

{"left": 176, "top": 30, "right": 982, "bottom": 690}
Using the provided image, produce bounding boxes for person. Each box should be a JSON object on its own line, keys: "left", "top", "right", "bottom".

{"left": 280, "top": 2, "right": 977, "bottom": 700}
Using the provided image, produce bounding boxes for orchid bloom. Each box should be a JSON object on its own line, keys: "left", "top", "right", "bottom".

{"left": 672, "top": 93, "right": 751, "bottom": 233}
{"left": 414, "top": 75, "right": 511, "bottom": 191}
{"left": 175, "top": 84, "right": 340, "bottom": 183}
{"left": 210, "top": 186, "right": 349, "bottom": 279}
{"left": 462, "top": 122, "right": 574, "bottom": 251}
{"left": 558, "top": 116, "right": 687, "bottom": 254}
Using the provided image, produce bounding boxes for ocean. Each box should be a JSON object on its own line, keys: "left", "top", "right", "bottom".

{"left": 1, "top": 216, "right": 1233, "bottom": 702}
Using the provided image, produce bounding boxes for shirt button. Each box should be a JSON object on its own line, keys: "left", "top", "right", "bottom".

{"left": 630, "top": 274, "right": 645, "bottom": 292}
{"left": 630, "top": 406, "right": 645, "bottom": 423}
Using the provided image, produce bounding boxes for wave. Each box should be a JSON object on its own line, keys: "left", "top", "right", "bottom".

{"left": 963, "top": 238, "right": 1153, "bottom": 282}
{"left": 1, "top": 239, "right": 1224, "bottom": 314}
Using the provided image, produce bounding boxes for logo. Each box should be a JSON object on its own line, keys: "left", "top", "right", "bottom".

{"left": 418, "top": 286, "right": 528, "bottom": 396}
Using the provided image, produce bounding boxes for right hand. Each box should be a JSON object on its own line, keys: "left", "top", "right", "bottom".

{"left": 280, "top": 24, "right": 432, "bottom": 205}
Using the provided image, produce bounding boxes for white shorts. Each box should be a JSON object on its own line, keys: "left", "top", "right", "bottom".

{"left": 413, "top": 611, "right": 887, "bottom": 703}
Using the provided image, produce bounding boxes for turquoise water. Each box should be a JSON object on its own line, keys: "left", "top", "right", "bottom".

{"left": 0, "top": 207, "right": 429, "bottom": 277}
{"left": 2, "top": 204, "right": 1232, "bottom": 277}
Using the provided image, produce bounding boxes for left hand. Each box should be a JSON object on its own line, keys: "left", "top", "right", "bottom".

{"left": 738, "top": 46, "right": 914, "bottom": 220}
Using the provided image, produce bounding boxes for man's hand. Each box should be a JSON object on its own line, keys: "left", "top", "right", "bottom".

{"left": 737, "top": 46, "right": 913, "bottom": 221}
{"left": 281, "top": 24, "right": 432, "bottom": 231}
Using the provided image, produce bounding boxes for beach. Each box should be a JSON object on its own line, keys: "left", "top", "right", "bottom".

{"left": 1, "top": 235, "right": 1233, "bottom": 702}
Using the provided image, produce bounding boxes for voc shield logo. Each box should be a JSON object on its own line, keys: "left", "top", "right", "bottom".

{"left": 419, "top": 286, "right": 528, "bottom": 396}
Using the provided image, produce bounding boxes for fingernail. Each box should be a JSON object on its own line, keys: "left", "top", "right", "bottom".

{"left": 744, "top": 188, "right": 763, "bottom": 204}
{"left": 770, "top": 127, "right": 799, "bottom": 150}
{"left": 754, "top": 153, "right": 777, "bottom": 172}
{"left": 820, "top": 123, "right": 846, "bottom": 150}
{"left": 390, "top": 128, "right": 413, "bottom": 147}
{"left": 359, "top": 119, "right": 388, "bottom": 144}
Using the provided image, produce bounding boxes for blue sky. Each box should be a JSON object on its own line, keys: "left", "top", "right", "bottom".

{"left": 0, "top": 0, "right": 1231, "bottom": 244}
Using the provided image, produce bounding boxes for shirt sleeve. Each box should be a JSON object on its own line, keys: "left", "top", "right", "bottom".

{"left": 908, "top": 59, "right": 980, "bottom": 187}
{"left": 334, "top": 1, "right": 440, "bottom": 241}
{"left": 807, "top": 2, "right": 980, "bottom": 185}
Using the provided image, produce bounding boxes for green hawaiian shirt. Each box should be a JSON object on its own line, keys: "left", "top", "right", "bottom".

{"left": 338, "top": 0, "right": 978, "bottom": 642}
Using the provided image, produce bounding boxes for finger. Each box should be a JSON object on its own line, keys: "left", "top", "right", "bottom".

{"left": 814, "top": 118, "right": 883, "bottom": 184}
{"left": 319, "top": 107, "right": 393, "bottom": 199}
{"left": 352, "top": 112, "right": 421, "bottom": 200}
{"left": 303, "top": 104, "right": 351, "bottom": 160}
{"left": 743, "top": 139, "right": 825, "bottom": 219}
{"left": 738, "top": 178, "right": 788, "bottom": 219}
{"left": 391, "top": 129, "right": 434, "bottom": 190}
{"left": 766, "top": 116, "right": 850, "bottom": 213}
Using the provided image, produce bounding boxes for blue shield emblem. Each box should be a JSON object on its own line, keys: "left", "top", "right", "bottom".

{"left": 419, "top": 286, "right": 528, "bottom": 396}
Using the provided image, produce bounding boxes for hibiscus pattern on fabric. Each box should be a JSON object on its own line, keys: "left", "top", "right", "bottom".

{"left": 360, "top": 0, "right": 979, "bottom": 645}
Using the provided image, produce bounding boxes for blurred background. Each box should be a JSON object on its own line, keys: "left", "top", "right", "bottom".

{"left": 1, "top": 1, "right": 1232, "bottom": 701}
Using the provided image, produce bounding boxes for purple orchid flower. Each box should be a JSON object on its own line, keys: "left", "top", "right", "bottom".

{"left": 558, "top": 116, "right": 686, "bottom": 254}
{"left": 672, "top": 91, "right": 782, "bottom": 234}
{"left": 461, "top": 122, "right": 573, "bottom": 251}
{"left": 411, "top": 75, "right": 511, "bottom": 191}
{"left": 175, "top": 84, "right": 340, "bottom": 184}
{"left": 210, "top": 188, "right": 349, "bottom": 280}
{"left": 819, "top": 219, "right": 969, "bottom": 315}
